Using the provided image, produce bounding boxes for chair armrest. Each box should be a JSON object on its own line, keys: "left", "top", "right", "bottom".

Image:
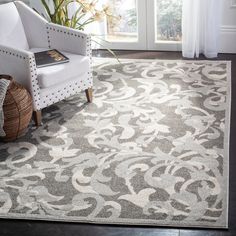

{"left": 0, "top": 45, "right": 41, "bottom": 110}
{"left": 46, "top": 23, "right": 92, "bottom": 58}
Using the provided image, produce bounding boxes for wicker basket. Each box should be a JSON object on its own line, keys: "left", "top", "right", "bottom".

{"left": 0, "top": 75, "right": 33, "bottom": 142}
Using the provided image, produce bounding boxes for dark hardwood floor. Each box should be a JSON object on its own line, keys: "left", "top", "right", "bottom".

{"left": 0, "top": 50, "right": 235, "bottom": 236}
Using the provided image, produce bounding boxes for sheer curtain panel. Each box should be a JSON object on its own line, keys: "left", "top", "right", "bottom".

{"left": 182, "top": 0, "right": 222, "bottom": 58}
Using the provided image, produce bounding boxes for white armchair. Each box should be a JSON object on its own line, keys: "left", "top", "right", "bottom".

{"left": 0, "top": 1, "right": 93, "bottom": 126}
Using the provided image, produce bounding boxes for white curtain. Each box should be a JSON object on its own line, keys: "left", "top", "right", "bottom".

{"left": 182, "top": 0, "right": 222, "bottom": 58}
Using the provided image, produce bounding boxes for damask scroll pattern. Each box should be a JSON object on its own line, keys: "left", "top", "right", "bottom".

{"left": 0, "top": 60, "right": 230, "bottom": 227}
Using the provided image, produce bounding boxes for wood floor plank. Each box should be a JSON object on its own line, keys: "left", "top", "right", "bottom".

{"left": 179, "top": 230, "right": 224, "bottom": 236}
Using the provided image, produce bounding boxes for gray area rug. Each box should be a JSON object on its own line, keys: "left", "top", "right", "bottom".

{"left": 0, "top": 59, "right": 231, "bottom": 228}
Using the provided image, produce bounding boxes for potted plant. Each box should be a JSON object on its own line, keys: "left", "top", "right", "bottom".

{"left": 39, "top": 0, "right": 120, "bottom": 58}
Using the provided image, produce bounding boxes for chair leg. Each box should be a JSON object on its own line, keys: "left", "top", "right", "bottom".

{"left": 85, "top": 88, "right": 93, "bottom": 103}
{"left": 33, "top": 110, "right": 42, "bottom": 127}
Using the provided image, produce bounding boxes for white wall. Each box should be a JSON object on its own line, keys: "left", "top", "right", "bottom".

{"left": 220, "top": 0, "right": 236, "bottom": 53}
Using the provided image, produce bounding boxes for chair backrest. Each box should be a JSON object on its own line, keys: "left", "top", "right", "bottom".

{"left": 0, "top": 2, "right": 29, "bottom": 49}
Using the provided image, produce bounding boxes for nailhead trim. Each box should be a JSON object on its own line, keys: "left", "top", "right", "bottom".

{"left": 0, "top": 47, "right": 42, "bottom": 110}
{"left": 46, "top": 24, "right": 87, "bottom": 39}
{"left": 0, "top": 49, "right": 28, "bottom": 60}
{"left": 28, "top": 55, "right": 41, "bottom": 109}
{"left": 40, "top": 75, "right": 93, "bottom": 109}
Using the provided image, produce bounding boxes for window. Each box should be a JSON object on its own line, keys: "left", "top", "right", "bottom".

{"left": 155, "top": 0, "right": 182, "bottom": 42}
{"left": 106, "top": 0, "right": 138, "bottom": 42}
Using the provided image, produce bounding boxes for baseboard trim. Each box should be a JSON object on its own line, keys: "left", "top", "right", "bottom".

{"left": 220, "top": 25, "right": 236, "bottom": 53}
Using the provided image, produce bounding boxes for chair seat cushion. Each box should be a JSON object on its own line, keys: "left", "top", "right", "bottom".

{"left": 30, "top": 48, "right": 90, "bottom": 89}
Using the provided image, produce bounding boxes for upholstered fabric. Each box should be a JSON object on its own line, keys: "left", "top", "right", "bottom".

{"left": 15, "top": 1, "right": 48, "bottom": 49}
{"left": 0, "top": 1, "right": 92, "bottom": 111}
{"left": 0, "top": 45, "right": 40, "bottom": 109}
{"left": 30, "top": 48, "right": 90, "bottom": 89}
{"left": 39, "top": 73, "right": 91, "bottom": 109}
{"left": 46, "top": 23, "right": 89, "bottom": 56}
{"left": 0, "top": 2, "right": 29, "bottom": 50}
